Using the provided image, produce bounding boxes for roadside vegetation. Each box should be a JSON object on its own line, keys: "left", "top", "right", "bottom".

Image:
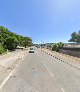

{"left": 52, "top": 42, "right": 64, "bottom": 52}
{"left": 0, "top": 44, "right": 6, "bottom": 54}
{"left": 0, "top": 26, "right": 32, "bottom": 54}
{"left": 69, "top": 30, "right": 80, "bottom": 44}
{"left": 52, "top": 30, "right": 80, "bottom": 52}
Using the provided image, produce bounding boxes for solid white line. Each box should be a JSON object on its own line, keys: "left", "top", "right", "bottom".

{"left": 0, "top": 59, "right": 21, "bottom": 90}
{"left": 0, "top": 51, "right": 26, "bottom": 90}
{"left": 42, "top": 61, "right": 54, "bottom": 79}
{"left": 0, "top": 68, "right": 16, "bottom": 90}
{"left": 61, "top": 88, "right": 65, "bottom": 92}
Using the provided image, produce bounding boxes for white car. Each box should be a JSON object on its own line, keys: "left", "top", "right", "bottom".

{"left": 29, "top": 48, "right": 34, "bottom": 53}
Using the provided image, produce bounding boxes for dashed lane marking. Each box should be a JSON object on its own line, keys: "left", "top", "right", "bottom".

{"left": 42, "top": 61, "right": 54, "bottom": 79}
{"left": 61, "top": 88, "right": 65, "bottom": 92}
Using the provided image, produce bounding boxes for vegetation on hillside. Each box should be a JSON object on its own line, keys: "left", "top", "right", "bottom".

{"left": 0, "top": 44, "right": 6, "bottom": 54}
{"left": 0, "top": 26, "right": 32, "bottom": 53}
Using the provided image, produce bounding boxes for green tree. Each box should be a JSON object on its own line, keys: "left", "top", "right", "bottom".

{"left": 0, "top": 26, "right": 33, "bottom": 52}
{"left": 0, "top": 44, "right": 6, "bottom": 54}
{"left": 69, "top": 32, "right": 77, "bottom": 42}
{"left": 4, "top": 36, "right": 19, "bottom": 50}
{"left": 69, "top": 31, "right": 80, "bottom": 44}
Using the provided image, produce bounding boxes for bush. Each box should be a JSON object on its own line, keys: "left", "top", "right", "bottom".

{"left": 52, "top": 42, "right": 64, "bottom": 52}
{"left": 52, "top": 44, "right": 58, "bottom": 51}
{"left": 0, "top": 44, "right": 6, "bottom": 54}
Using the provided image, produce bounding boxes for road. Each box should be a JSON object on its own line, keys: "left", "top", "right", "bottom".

{"left": 1, "top": 48, "right": 80, "bottom": 92}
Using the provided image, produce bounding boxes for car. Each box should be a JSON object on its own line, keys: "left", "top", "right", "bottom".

{"left": 29, "top": 48, "right": 34, "bottom": 53}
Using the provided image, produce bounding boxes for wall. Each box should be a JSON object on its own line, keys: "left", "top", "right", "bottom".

{"left": 59, "top": 49, "right": 80, "bottom": 57}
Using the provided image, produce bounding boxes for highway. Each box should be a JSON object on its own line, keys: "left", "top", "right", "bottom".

{"left": 1, "top": 48, "right": 80, "bottom": 92}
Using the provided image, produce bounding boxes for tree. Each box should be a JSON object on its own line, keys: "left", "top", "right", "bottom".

{"left": 69, "top": 32, "right": 78, "bottom": 42}
{"left": 69, "top": 31, "right": 80, "bottom": 44}
{"left": 4, "top": 36, "right": 19, "bottom": 50}
{"left": 0, "top": 35, "right": 4, "bottom": 43}
{"left": 0, "top": 26, "right": 33, "bottom": 52}
{"left": 0, "top": 44, "right": 6, "bottom": 54}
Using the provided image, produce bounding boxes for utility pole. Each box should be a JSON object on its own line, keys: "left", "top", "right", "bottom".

{"left": 41, "top": 40, "right": 42, "bottom": 51}
{"left": 43, "top": 42, "right": 44, "bottom": 48}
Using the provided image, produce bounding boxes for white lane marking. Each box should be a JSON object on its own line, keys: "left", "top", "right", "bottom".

{"left": 61, "top": 88, "right": 65, "bottom": 92}
{"left": 0, "top": 59, "right": 21, "bottom": 90}
{"left": 42, "top": 61, "right": 54, "bottom": 79}
{"left": 0, "top": 68, "right": 16, "bottom": 90}
{"left": 38, "top": 55, "right": 40, "bottom": 57}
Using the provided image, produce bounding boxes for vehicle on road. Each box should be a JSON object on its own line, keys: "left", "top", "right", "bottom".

{"left": 29, "top": 48, "right": 34, "bottom": 53}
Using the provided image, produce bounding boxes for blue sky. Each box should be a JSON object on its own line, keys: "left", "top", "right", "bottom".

{"left": 0, "top": 0, "right": 80, "bottom": 43}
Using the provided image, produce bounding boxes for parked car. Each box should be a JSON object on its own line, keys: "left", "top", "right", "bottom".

{"left": 29, "top": 48, "right": 34, "bottom": 53}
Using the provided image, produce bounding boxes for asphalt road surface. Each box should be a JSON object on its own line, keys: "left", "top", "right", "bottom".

{"left": 1, "top": 48, "right": 80, "bottom": 92}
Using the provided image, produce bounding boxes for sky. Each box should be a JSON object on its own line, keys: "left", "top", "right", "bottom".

{"left": 0, "top": 0, "right": 80, "bottom": 43}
